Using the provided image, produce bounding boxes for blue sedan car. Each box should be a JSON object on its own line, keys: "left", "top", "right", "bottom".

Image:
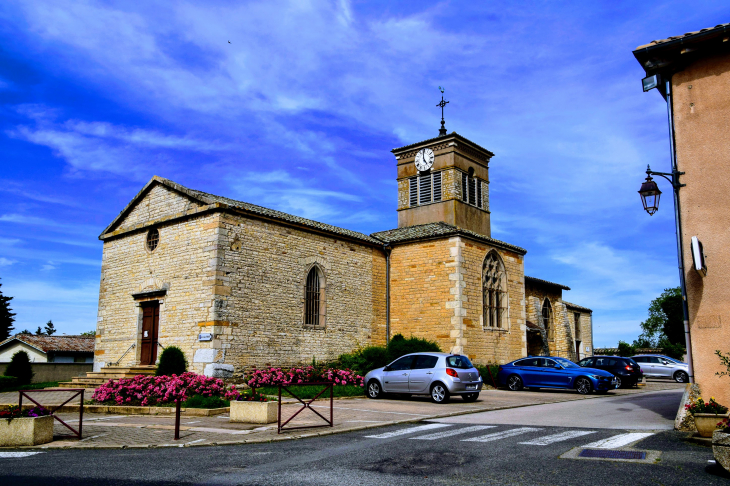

{"left": 497, "top": 356, "right": 616, "bottom": 394}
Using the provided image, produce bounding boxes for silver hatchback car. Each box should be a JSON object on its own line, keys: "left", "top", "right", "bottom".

{"left": 631, "top": 355, "right": 690, "bottom": 382}
{"left": 364, "top": 352, "right": 483, "bottom": 403}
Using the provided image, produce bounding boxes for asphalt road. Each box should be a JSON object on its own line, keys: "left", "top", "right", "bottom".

{"left": 1, "top": 389, "right": 727, "bottom": 486}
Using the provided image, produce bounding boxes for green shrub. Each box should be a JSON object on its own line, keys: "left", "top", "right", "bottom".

{"left": 657, "top": 338, "right": 685, "bottom": 361}
{"left": 182, "top": 394, "right": 228, "bottom": 409}
{"left": 474, "top": 364, "right": 500, "bottom": 387}
{"left": 616, "top": 341, "right": 636, "bottom": 357}
{"left": 4, "top": 350, "right": 33, "bottom": 385}
{"left": 155, "top": 346, "right": 188, "bottom": 376}
{"left": 0, "top": 376, "right": 18, "bottom": 391}
{"left": 385, "top": 334, "right": 441, "bottom": 363}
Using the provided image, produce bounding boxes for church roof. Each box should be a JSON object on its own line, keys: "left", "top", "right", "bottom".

{"left": 0, "top": 335, "right": 95, "bottom": 354}
{"left": 371, "top": 222, "right": 527, "bottom": 255}
{"left": 524, "top": 276, "right": 570, "bottom": 291}
{"left": 563, "top": 301, "right": 592, "bottom": 313}
{"left": 102, "top": 176, "right": 383, "bottom": 246}
{"left": 391, "top": 132, "right": 495, "bottom": 157}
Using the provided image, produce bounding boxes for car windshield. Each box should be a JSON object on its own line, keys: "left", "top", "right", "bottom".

{"left": 554, "top": 357, "right": 579, "bottom": 368}
{"left": 446, "top": 355, "right": 473, "bottom": 369}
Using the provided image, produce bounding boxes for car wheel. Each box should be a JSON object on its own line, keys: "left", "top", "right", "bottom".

{"left": 575, "top": 377, "right": 593, "bottom": 395}
{"left": 367, "top": 380, "right": 383, "bottom": 399}
{"left": 507, "top": 375, "right": 524, "bottom": 391}
{"left": 462, "top": 393, "right": 479, "bottom": 402}
{"left": 430, "top": 383, "right": 450, "bottom": 404}
{"left": 674, "top": 371, "right": 689, "bottom": 383}
{"left": 615, "top": 376, "right": 622, "bottom": 389}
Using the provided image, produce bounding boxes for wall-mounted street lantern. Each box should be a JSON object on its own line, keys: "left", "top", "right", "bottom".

{"left": 638, "top": 170, "right": 661, "bottom": 215}
{"left": 638, "top": 164, "right": 684, "bottom": 216}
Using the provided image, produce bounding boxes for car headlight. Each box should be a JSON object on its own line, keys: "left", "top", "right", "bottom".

{"left": 589, "top": 375, "right": 603, "bottom": 380}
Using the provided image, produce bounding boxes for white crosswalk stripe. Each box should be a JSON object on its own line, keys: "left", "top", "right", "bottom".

{"left": 364, "top": 423, "right": 452, "bottom": 438}
{"left": 0, "top": 452, "right": 44, "bottom": 458}
{"left": 410, "top": 425, "right": 496, "bottom": 440}
{"left": 518, "top": 430, "right": 597, "bottom": 446}
{"left": 462, "top": 427, "right": 542, "bottom": 443}
{"left": 581, "top": 432, "right": 655, "bottom": 449}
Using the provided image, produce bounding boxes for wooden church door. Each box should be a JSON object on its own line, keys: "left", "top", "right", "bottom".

{"left": 140, "top": 302, "right": 160, "bottom": 365}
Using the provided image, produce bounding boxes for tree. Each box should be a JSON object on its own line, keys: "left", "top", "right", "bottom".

{"left": 4, "top": 350, "right": 34, "bottom": 385}
{"left": 80, "top": 330, "right": 95, "bottom": 337}
{"left": 18, "top": 329, "right": 31, "bottom": 335}
{"left": 156, "top": 346, "right": 188, "bottom": 376}
{"left": 44, "top": 320, "right": 56, "bottom": 336}
{"left": 634, "top": 287, "right": 683, "bottom": 348}
{"left": 35, "top": 326, "right": 42, "bottom": 335}
{"left": 0, "top": 278, "right": 15, "bottom": 341}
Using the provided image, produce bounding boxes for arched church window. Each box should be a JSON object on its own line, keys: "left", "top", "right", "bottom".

{"left": 304, "top": 266, "right": 325, "bottom": 327}
{"left": 483, "top": 251, "right": 507, "bottom": 328}
{"left": 542, "top": 298, "right": 553, "bottom": 339}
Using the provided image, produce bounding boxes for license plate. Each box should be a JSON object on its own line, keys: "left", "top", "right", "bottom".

{"left": 466, "top": 385, "right": 478, "bottom": 391}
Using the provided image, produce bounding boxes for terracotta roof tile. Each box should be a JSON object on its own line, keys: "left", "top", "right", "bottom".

{"left": 635, "top": 23, "right": 730, "bottom": 50}
{"left": 525, "top": 276, "right": 570, "bottom": 291}
{"left": 563, "top": 301, "right": 593, "bottom": 313}
{"left": 371, "top": 222, "right": 527, "bottom": 254}
{"left": 0, "top": 335, "right": 95, "bottom": 354}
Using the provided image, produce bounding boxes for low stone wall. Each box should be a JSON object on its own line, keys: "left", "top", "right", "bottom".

{"left": 0, "top": 363, "right": 92, "bottom": 383}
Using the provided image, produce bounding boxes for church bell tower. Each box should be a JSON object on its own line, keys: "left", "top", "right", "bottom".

{"left": 391, "top": 96, "right": 494, "bottom": 237}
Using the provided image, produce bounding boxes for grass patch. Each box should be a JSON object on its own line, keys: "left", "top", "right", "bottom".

{"left": 255, "top": 384, "right": 365, "bottom": 399}
{"left": 0, "top": 381, "right": 60, "bottom": 393}
{"left": 181, "top": 395, "right": 229, "bottom": 409}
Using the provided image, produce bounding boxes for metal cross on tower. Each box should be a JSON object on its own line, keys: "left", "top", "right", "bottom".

{"left": 437, "top": 86, "right": 449, "bottom": 136}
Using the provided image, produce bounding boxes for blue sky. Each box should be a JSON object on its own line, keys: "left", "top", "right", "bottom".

{"left": 0, "top": 1, "right": 727, "bottom": 345}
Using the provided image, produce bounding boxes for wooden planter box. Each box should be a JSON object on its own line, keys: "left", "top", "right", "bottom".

{"left": 713, "top": 431, "right": 730, "bottom": 472}
{"left": 229, "top": 400, "right": 278, "bottom": 424}
{"left": 0, "top": 415, "right": 54, "bottom": 446}
{"left": 694, "top": 413, "right": 727, "bottom": 438}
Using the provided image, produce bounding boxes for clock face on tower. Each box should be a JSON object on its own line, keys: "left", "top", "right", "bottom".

{"left": 414, "top": 148, "right": 435, "bottom": 172}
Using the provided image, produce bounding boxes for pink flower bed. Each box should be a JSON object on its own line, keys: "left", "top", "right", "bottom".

{"left": 245, "top": 366, "right": 364, "bottom": 388}
{"left": 92, "top": 372, "right": 239, "bottom": 406}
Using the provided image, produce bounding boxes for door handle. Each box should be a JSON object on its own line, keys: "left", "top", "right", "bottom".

{"left": 426, "top": 372, "right": 433, "bottom": 375}
{"left": 402, "top": 373, "right": 408, "bottom": 376}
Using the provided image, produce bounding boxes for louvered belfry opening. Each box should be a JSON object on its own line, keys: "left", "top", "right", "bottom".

{"left": 483, "top": 252, "right": 507, "bottom": 328}
{"left": 305, "top": 267, "right": 321, "bottom": 326}
{"left": 409, "top": 172, "right": 443, "bottom": 207}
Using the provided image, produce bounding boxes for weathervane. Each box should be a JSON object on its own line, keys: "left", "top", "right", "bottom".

{"left": 437, "top": 86, "right": 449, "bottom": 136}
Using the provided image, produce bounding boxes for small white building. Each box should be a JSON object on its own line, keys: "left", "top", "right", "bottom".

{"left": 0, "top": 335, "right": 94, "bottom": 363}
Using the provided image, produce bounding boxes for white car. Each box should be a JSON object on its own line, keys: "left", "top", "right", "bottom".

{"left": 631, "top": 355, "right": 689, "bottom": 383}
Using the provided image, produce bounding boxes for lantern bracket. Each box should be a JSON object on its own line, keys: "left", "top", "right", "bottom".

{"left": 645, "top": 165, "right": 685, "bottom": 188}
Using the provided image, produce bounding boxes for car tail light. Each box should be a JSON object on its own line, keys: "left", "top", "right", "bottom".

{"left": 446, "top": 368, "right": 458, "bottom": 378}
{"left": 625, "top": 365, "right": 632, "bottom": 371}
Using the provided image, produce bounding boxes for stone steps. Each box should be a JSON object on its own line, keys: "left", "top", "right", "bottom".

{"left": 56, "top": 365, "right": 157, "bottom": 389}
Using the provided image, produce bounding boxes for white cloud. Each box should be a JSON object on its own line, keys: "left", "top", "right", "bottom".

{"left": 0, "top": 257, "right": 16, "bottom": 266}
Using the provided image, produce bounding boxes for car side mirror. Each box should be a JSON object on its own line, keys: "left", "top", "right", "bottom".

{"left": 554, "top": 364, "right": 563, "bottom": 369}
{"left": 661, "top": 360, "right": 669, "bottom": 365}
{"left": 383, "top": 365, "right": 391, "bottom": 372}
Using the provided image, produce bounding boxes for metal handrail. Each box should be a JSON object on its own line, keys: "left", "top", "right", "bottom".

{"left": 108, "top": 343, "right": 136, "bottom": 367}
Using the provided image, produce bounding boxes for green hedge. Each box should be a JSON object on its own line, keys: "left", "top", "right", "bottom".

{"left": 156, "top": 346, "right": 188, "bottom": 376}
{"left": 336, "top": 334, "right": 442, "bottom": 376}
{"left": 0, "top": 376, "right": 18, "bottom": 391}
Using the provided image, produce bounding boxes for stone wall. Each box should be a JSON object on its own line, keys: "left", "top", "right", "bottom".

{"left": 389, "top": 236, "right": 526, "bottom": 365}
{"left": 96, "top": 207, "right": 219, "bottom": 373}
{"left": 212, "top": 211, "right": 387, "bottom": 372}
{"left": 524, "top": 283, "right": 586, "bottom": 360}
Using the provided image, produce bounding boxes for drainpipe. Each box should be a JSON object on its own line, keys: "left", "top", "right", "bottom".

{"left": 665, "top": 78, "right": 695, "bottom": 383}
{"left": 384, "top": 244, "right": 391, "bottom": 346}
{"left": 589, "top": 314, "right": 594, "bottom": 357}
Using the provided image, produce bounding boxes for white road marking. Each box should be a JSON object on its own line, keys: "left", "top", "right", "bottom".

{"left": 462, "top": 427, "right": 542, "bottom": 443}
{"left": 411, "top": 425, "right": 496, "bottom": 440}
{"left": 311, "top": 405, "right": 430, "bottom": 416}
{"left": 80, "top": 434, "right": 109, "bottom": 442}
{"left": 518, "top": 430, "right": 596, "bottom": 445}
{"left": 581, "top": 432, "right": 655, "bottom": 449}
{"left": 184, "top": 421, "right": 201, "bottom": 424}
{"left": 0, "top": 452, "right": 44, "bottom": 458}
{"left": 365, "top": 423, "right": 452, "bottom": 438}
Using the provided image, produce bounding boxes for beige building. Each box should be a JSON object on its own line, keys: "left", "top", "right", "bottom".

{"left": 634, "top": 23, "right": 730, "bottom": 405}
{"left": 94, "top": 132, "right": 593, "bottom": 375}
{"left": 0, "top": 335, "right": 94, "bottom": 363}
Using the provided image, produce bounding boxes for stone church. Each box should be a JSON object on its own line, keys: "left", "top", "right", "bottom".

{"left": 93, "top": 131, "right": 593, "bottom": 375}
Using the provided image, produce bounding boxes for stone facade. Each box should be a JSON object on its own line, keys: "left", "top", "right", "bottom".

{"left": 94, "top": 130, "right": 594, "bottom": 376}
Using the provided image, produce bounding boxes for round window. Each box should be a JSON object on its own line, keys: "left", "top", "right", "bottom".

{"left": 146, "top": 228, "right": 159, "bottom": 252}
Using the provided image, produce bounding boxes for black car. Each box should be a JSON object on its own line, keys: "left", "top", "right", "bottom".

{"left": 576, "top": 356, "right": 643, "bottom": 388}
